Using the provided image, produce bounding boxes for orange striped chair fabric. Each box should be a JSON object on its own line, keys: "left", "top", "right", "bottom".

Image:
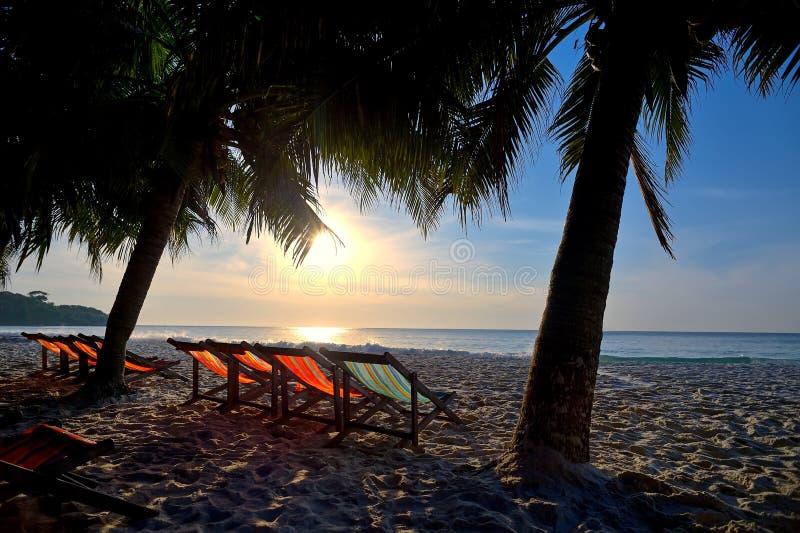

{"left": 189, "top": 349, "right": 254, "bottom": 384}
{"left": 0, "top": 424, "right": 100, "bottom": 471}
{"left": 274, "top": 353, "right": 360, "bottom": 397}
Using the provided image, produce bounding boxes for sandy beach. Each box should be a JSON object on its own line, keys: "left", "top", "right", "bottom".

{"left": 1, "top": 336, "right": 798, "bottom": 531}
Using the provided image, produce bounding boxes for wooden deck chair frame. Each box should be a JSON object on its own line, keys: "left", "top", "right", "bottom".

{"left": 203, "top": 339, "right": 279, "bottom": 417}
{"left": 20, "top": 332, "right": 186, "bottom": 384}
{"left": 0, "top": 424, "right": 157, "bottom": 519}
{"left": 320, "top": 348, "right": 462, "bottom": 448}
{"left": 245, "top": 343, "right": 396, "bottom": 431}
{"left": 166, "top": 338, "right": 272, "bottom": 413}
{"left": 21, "top": 332, "right": 86, "bottom": 378}
{"left": 77, "top": 334, "right": 188, "bottom": 383}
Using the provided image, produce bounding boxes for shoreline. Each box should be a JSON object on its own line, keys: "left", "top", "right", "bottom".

{"left": 1, "top": 339, "right": 798, "bottom": 530}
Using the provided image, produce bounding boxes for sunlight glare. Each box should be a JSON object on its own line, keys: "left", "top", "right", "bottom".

{"left": 304, "top": 226, "right": 352, "bottom": 269}
{"left": 294, "top": 326, "right": 345, "bottom": 343}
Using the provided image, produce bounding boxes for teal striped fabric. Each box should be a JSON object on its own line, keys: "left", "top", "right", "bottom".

{"left": 343, "top": 361, "right": 431, "bottom": 404}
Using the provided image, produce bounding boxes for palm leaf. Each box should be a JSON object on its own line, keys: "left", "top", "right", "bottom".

{"left": 643, "top": 38, "right": 725, "bottom": 183}
{"left": 629, "top": 132, "right": 675, "bottom": 258}
{"left": 730, "top": 3, "right": 800, "bottom": 96}
{"left": 550, "top": 54, "right": 599, "bottom": 180}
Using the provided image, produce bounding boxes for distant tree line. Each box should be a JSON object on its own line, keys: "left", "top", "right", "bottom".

{"left": 0, "top": 290, "right": 107, "bottom": 326}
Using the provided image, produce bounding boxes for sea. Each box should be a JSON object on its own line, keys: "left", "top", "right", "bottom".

{"left": 2, "top": 326, "right": 798, "bottom": 364}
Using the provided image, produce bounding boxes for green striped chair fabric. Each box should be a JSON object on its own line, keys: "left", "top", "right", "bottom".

{"left": 342, "top": 360, "right": 431, "bottom": 403}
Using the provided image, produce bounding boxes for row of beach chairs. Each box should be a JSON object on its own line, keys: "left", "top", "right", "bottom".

{"left": 167, "top": 339, "right": 462, "bottom": 448}
{"left": 20, "top": 333, "right": 461, "bottom": 448}
{"left": 3, "top": 334, "right": 462, "bottom": 520}
{"left": 20, "top": 332, "right": 187, "bottom": 383}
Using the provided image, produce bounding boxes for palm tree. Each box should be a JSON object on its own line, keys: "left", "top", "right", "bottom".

{"left": 480, "top": 0, "right": 800, "bottom": 466}
{"left": 0, "top": 2, "right": 342, "bottom": 396}
{"left": 4, "top": 2, "right": 503, "bottom": 398}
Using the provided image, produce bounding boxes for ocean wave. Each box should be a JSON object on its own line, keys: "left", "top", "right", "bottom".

{"left": 245, "top": 340, "right": 524, "bottom": 359}
{"left": 3, "top": 329, "right": 798, "bottom": 364}
{"left": 130, "top": 329, "right": 194, "bottom": 341}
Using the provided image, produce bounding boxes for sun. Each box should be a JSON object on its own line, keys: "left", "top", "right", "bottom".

{"left": 294, "top": 326, "right": 345, "bottom": 343}
{"left": 303, "top": 225, "right": 352, "bottom": 270}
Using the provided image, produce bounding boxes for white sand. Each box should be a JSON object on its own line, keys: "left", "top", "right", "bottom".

{"left": 0, "top": 337, "right": 798, "bottom": 531}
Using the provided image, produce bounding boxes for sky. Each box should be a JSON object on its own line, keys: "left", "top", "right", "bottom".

{"left": 7, "top": 42, "right": 800, "bottom": 332}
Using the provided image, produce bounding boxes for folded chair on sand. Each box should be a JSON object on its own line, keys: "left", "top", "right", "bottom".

{"left": 244, "top": 343, "right": 398, "bottom": 431}
{"left": 74, "top": 334, "right": 187, "bottom": 383}
{"left": 0, "top": 424, "right": 157, "bottom": 519}
{"left": 166, "top": 338, "right": 273, "bottom": 413}
{"left": 320, "top": 348, "right": 462, "bottom": 447}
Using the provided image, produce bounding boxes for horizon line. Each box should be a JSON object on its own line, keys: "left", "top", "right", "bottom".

{"left": 125, "top": 325, "right": 800, "bottom": 335}
{"left": 2, "top": 324, "right": 798, "bottom": 335}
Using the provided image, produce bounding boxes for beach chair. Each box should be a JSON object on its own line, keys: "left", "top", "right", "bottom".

{"left": 166, "top": 338, "right": 274, "bottom": 413}
{"left": 320, "top": 348, "right": 462, "bottom": 447}
{"left": 245, "top": 343, "right": 396, "bottom": 430}
{"left": 0, "top": 423, "right": 157, "bottom": 519}
{"left": 73, "top": 334, "right": 187, "bottom": 383}
{"left": 21, "top": 332, "right": 87, "bottom": 377}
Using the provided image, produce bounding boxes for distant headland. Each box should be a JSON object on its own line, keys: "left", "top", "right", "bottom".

{"left": 0, "top": 291, "right": 107, "bottom": 326}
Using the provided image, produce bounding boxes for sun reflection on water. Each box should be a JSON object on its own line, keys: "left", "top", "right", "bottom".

{"left": 294, "top": 326, "right": 345, "bottom": 343}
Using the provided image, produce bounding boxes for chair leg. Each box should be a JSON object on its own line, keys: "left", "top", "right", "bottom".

{"left": 226, "top": 360, "right": 240, "bottom": 411}
{"left": 0, "top": 461, "right": 157, "bottom": 519}
{"left": 191, "top": 359, "right": 199, "bottom": 401}
{"left": 410, "top": 373, "right": 419, "bottom": 448}
{"left": 332, "top": 368, "right": 343, "bottom": 432}
{"left": 280, "top": 369, "right": 289, "bottom": 417}
{"left": 343, "top": 374, "right": 352, "bottom": 424}
{"left": 78, "top": 353, "right": 89, "bottom": 380}
{"left": 270, "top": 368, "right": 279, "bottom": 418}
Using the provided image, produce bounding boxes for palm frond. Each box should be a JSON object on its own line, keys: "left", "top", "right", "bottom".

{"left": 227, "top": 108, "right": 338, "bottom": 265}
{"left": 630, "top": 132, "right": 675, "bottom": 258}
{"left": 0, "top": 245, "right": 13, "bottom": 289}
{"left": 550, "top": 54, "right": 600, "bottom": 180}
{"left": 643, "top": 38, "right": 725, "bottom": 183}
{"left": 439, "top": 6, "right": 589, "bottom": 225}
{"left": 730, "top": 3, "right": 800, "bottom": 96}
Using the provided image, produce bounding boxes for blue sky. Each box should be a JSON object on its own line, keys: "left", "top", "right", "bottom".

{"left": 8, "top": 42, "right": 800, "bottom": 332}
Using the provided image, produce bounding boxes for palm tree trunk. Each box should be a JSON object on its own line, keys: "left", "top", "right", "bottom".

{"left": 75, "top": 178, "right": 187, "bottom": 400}
{"left": 503, "top": 15, "right": 651, "bottom": 465}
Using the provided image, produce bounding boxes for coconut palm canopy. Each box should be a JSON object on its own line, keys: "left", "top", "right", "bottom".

{"left": 1, "top": 1, "right": 574, "bottom": 395}
{"left": 1, "top": 1, "right": 798, "bottom": 459}
{"left": 0, "top": 1, "right": 564, "bottom": 283}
